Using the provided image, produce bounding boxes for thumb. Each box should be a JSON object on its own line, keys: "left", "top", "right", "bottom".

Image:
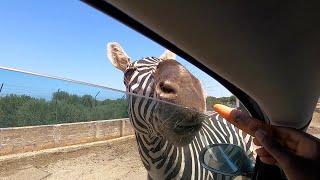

{"left": 255, "top": 129, "right": 293, "bottom": 168}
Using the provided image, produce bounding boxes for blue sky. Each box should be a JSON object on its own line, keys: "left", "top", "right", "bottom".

{"left": 0, "top": 0, "right": 231, "bottom": 99}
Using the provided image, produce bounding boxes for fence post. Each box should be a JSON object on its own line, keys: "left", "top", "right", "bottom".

{"left": 0, "top": 83, "right": 3, "bottom": 93}
{"left": 94, "top": 91, "right": 100, "bottom": 107}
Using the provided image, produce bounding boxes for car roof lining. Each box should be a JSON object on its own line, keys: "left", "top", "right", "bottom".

{"left": 102, "top": 1, "right": 320, "bottom": 129}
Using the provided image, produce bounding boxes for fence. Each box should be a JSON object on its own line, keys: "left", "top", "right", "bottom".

{"left": 0, "top": 118, "right": 133, "bottom": 156}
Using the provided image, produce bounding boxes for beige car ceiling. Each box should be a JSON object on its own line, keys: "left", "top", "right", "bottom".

{"left": 107, "top": 1, "right": 320, "bottom": 129}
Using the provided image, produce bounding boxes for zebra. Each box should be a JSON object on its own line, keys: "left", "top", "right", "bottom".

{"left": 107, "top": 42, "right": 254, "bottom": 180}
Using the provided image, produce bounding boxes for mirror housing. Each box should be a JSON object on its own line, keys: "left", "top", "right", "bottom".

{"left": 200, "top": 144, "right": 254, "bottom": 177}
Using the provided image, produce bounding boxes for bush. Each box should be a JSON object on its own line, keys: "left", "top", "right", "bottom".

{"left": 0, "top": 91, "right": 128, "bottom": 128}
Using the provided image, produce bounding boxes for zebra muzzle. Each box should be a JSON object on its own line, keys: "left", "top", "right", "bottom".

{"left": 173, "top": 123, "right": 202, "bottom": 135}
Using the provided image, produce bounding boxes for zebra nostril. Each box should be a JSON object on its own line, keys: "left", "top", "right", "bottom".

{"left": 157, "top": 81, "right": 177, "bottom": 94}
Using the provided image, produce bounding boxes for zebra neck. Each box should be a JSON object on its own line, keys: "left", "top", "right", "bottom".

{"left": 136, "top": 133, "right": 190, "bottom": 179}
{"left": 136, "top": 133, "right": 170, "bottom": 160}
{"left": 135, "top": 133, "right": 187, "bottom": 179}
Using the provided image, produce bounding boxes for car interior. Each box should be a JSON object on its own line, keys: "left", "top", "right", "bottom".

{"left": 83, "top": 1, "right": 320, "bottom": 179}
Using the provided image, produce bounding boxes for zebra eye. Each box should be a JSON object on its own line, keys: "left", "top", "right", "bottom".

{"left": 124, "top": 67, "right": 137, "bottom": 79}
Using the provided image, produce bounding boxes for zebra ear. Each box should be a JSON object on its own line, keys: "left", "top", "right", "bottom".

{"left": 107, "top": 42, "right": 131, "bottom": 72}
{"left": 159, "top": 50, "right": 176, "bottom": 60}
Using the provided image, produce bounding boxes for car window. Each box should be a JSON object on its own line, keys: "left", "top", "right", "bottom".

{"left": 0, "top": 1, "right": 255, "bottom": 179}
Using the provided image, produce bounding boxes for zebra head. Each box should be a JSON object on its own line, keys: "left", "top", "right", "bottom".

{"left": 107, "top": 42, "right": 206, "bottom": 146}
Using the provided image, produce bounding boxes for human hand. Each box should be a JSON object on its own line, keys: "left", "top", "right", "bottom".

{"left": 214, "top": 104, "right": 320, "bottom": 180}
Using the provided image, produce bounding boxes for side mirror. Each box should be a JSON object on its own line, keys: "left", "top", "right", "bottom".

{"left": 200, "top": 144, "right": 254, "bottom": 177}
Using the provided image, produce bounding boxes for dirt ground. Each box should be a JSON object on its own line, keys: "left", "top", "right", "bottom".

{"left": 307, "top": 103, "right": 320, "bottom": 138}
{"left": 0, "top": 137, "right": 147, "bottom": 180}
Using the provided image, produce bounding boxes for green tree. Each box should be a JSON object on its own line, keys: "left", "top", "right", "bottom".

{"left": 81, "top": 95, "right": 94, "bottom": 108}
{"left": 15, "top": 99, "right": 50, "bottom": 126}
{"left": 0, "top": 91, "right": 129, "bottom": 128}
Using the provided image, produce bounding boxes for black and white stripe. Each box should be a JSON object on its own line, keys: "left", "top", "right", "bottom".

{"left": 124, "top": 57, "right": 254, "bottom": 180}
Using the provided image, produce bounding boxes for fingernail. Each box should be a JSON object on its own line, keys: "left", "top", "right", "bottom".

{"left": 255, "top": 129, "right": 266, "bottom": 140}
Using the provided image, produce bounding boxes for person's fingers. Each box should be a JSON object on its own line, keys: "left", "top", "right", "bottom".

{"left": 256, "top": 147, "right": 270, "bottom": 157}
{"left": 274, "top": 126, "right": 305, "bottom": 140}
{"left": 255, "top": 129, "right": 294, "bottom": 168}
{"left": 273, "top": 126, "right": 320, "bottom": 159}
{"left": 214, "top": 104, "right": 272, "bottom": 136}
{"left": 274, "top": 126, "right": 320, "bottom": 159}
{"left": 257, "top": 147, "right": 277, "bottom": 165}
{"left": 253, "top": 138, "right": 262, "bottom": 146}
{"left": 259, "top": 156, "right": 277, "bottom": 165}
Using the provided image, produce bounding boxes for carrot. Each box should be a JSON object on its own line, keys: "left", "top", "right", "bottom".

{"left": 213, "top": 104, "right": 234, "bottom": 120}
{"left": 213, "top": 104, "right": 274, "bottom": 138}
